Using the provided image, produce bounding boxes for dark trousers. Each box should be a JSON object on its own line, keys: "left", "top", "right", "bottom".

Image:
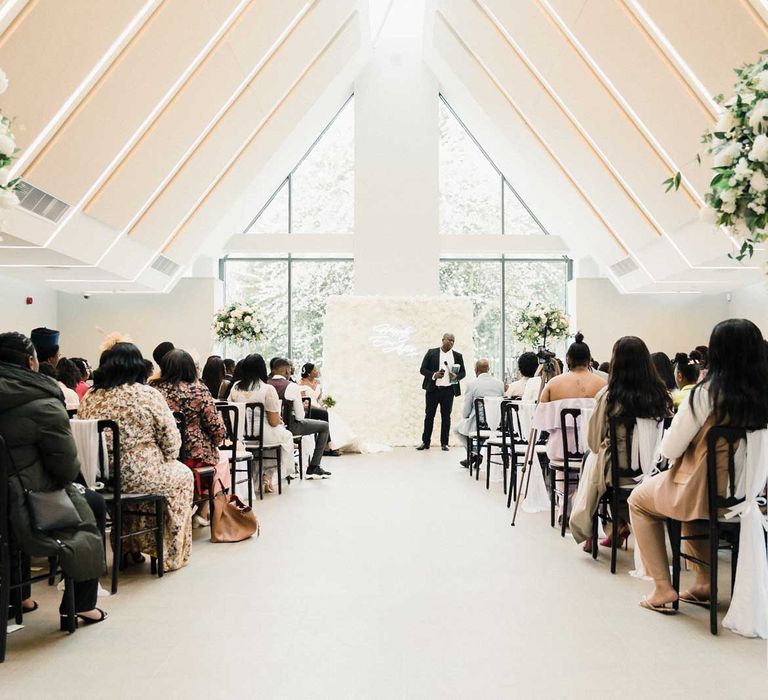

{"left": 422, "top": 387, "right": 455, "bottom": 447}
{"left": 19, "top": 488, "right": 105, "bottom": 614}
{"left": 309, "top": 407, "right": 332, "bottom": 444}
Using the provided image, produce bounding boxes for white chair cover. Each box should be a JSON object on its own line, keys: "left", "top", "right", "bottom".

{"left": 69, "top": 418, "right": 104, "bottom": 488}
{"left": 722, "top": 429, "right": 768, "bottom": 640}
{"left": 627, "top": 418, "right": 665, "bottom": 579}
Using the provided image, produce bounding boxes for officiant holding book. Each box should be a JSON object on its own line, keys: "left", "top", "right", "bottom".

{"left": 417, "top": 333, "right": 466, "bottom": 451}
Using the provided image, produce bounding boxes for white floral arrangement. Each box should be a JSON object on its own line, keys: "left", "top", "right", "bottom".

{"left": 212, "top": 302, "right": 264, "bottom": 345}
{"left": 0, "top": 68, "right": 21, "bottom": 209}
{"left": 512, "top": 303, "right": 570, "bottom": 348}
{"left": 665, "top": 51, "right": 768, "bottom": 261}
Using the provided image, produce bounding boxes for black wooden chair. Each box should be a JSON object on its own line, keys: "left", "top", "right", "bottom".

{"left": 172, "top": 411, "right": 215, "bottom": 525}
{"left": 470, "top": 398, "right": 497, "bottom": 480}
{"left": 1, "top": 435, "right": 77, "bottom": 663}
{"left": 216, "top": 404, "right": 254, "bottom": 506}
{"left": 550, "top": 408, "right": 587, "bottom": 537}
{"left": 481, "top": 399, "right": 514, "bottom": 491}
{"left": 501, "top": 402, "right": 549, "bottom": 506}
{"left": 97, "top": 420, "right": 165, "bottom": 594}
{"left": 243, "top": 402, "right": 283, "bottom": 500}
{"left": 281, "top": 398, "right": 308, "bottom": 480}
{"left": 668, "top": 426, "right": 747, "bottom": 635}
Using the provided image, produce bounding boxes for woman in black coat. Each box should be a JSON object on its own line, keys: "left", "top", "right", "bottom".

{"left": 0, "top": 332, "right": 107, "bottom": 628}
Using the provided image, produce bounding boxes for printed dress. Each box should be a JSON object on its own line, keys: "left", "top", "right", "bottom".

{"left": 79, "top": 382, "right": 194, "bottom": 571}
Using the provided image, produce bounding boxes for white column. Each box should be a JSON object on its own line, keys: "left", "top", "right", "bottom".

{"left": 354, "top": 34, "right": 439, "bottom": 295}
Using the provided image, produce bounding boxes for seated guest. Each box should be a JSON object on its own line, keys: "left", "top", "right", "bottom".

{"left": 229, "top": 354, "right": 297, "bottom": 490}
{"left": 629, "top": 319, "right": 768, "bottom": 614}
{"left": 536, "top": 334, "right": 606, "bottom": 463}
{"left": 201, "top": 355, "right": 226, "bottom": 399}
{"left": 56, "top": 357, "right": 81, "bottom": 411}
{"left": 269, "top": 357, "right": 331, "bottom": 479}
{"left": 651, "top": 351, "right": 676, "bottom": 393}
{"left": 153, "top": 350, "right": 227, "bottom": 525}
{"left": 505, "top": 352, "right": 542, "bottom": 400}
{"left": 689, "top": 345, "right": 708, "bottom": 380}
{"left": 218, "top": 359, "right": 243, "bottom": 401}
{"left": 149, "top": 340, "right": 174, "bottom": 382}
{"left": 31, "top": 326, "right": 60, "bottom": 371}
{"left": 455, "top": 359, "right": 504, "bottom": 467}
{"left": 570, "top": 337, "right": 672, "bottom": 551}
{"left": 79, "top": 342, "right": 194, "bottom": 572}
{"left": 223, "top": 358, "right": 235, "bottom": 380}
{"left": 672, "top": 352, "right": 700, "bottom": 409}
{"left": 598, "top": 361, "right": 610, "bottom": 374}
{"left": 0, "top": 332, "right": 107, "bottom": 627}
{"left": 70, "top": 357, "right": 92, "bottom": 399}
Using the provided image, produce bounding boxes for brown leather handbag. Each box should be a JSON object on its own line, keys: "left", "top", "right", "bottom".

{"left": 210, "top": 480, "right": 259, "bottom": 543}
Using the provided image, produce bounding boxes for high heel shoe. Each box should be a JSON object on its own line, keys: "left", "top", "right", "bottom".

{"left": 599, "top": 524, "right": 631, "bottom": 549}
{"left": 60, "top": 608, "right": 108, "bottom": 632}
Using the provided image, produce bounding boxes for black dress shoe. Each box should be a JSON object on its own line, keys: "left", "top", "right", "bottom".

{"left": 441, "top": 445, "right": 449, "bottom": 451}
{"left": 459, "top": 459, "right": 469, "bottom": 468}
{"left": 416, "top": 444, "right": 430, "bottom": 450}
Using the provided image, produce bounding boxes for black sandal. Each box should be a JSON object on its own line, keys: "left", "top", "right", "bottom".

{"left": 60, "top": 608, "right": 108, "bottom": 631}
{"left": 7, "top": 600, "right": 38, "bottom": 620}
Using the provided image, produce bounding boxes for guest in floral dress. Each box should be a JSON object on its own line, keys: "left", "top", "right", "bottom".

{"left": 79, "top": 342, "right": 194, "bottom": 572}
{"left": 152, "top": 349, "right": 227, "bottom": 525}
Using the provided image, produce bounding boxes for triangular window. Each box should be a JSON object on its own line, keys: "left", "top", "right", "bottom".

{"left": 244, "top": 96, "right": 354, "bottom": 234}
{"left": 439, "top": 96, "right": 547, "bottom": 235}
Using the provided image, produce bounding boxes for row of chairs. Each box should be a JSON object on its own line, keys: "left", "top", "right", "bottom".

{"left": 466, "top": 397, "right": 753, "bottom": 636}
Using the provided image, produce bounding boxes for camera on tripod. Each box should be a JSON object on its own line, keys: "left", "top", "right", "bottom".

{"left": 537, "top": 347, "right": 558, "bottom": 374}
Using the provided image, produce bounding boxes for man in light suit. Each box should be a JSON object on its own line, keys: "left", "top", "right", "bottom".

{"left": 417, "top": 333, "right": 466, "bottom": 451}
{"left": 455, "top": 359, "right": 504, "bottom": 467}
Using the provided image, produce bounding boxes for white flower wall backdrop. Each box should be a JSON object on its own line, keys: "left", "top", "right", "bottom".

{"left": 322, "top": 296, "right": 475, "bottom": 446}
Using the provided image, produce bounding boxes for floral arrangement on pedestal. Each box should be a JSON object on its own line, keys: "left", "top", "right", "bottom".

{"left": 212, "top": 302, "right": 264, "bottom": 346}
{"left": 0, "top": 68, "right": 21, "bottom": 209}
{"left": 665, "top": 51, "right": 768, "bottom": 261}
{"left": 512, "top": 304, "right": 570, "bottom": 349}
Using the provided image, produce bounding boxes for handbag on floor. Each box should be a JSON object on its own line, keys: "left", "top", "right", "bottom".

{"left": 210, "top": 479, "right": 259, "bottom": 543}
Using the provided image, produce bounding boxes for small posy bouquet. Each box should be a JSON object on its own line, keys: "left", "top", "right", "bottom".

{"left": 513, "top": 304, "right": 570, "bottom": 348}
{"left": 213, "top": 302, "right": 264, "bottom": 344}
{"left": 321, "top": 395, "right": 336, "bottom": 409}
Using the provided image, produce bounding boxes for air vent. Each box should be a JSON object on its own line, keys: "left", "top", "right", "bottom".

{"left": 609, "top": 257, "right": 639, "bottom": 277}
{"left": 14, "top": 180, "right": 69, "bottom": 223}
{"left": 150, "top": 254, "right": 180, "bottom": 277}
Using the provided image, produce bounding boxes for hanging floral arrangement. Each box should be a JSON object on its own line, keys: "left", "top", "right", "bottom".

{"left": 665, "top": 51, "right": 768, "bottom": 261}
{"left": 0, "top": 67, "right": 21, "bottom": 209}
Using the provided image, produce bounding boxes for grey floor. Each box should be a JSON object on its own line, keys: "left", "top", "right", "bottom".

{"left": 1, "top": 448, "right": 765, "bottom": 699}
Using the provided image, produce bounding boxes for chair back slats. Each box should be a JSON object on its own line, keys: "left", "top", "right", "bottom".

{"left": 172, "top": 411, "right": 188, "bottom": 463}
{"left": 560, "top": 408, "right": 585, "bottom": 460}
{"left": 216, "top": 404, "right": 238, "bottom": 448}
{"left": 96, "top": 420, "right": 120, "bottom": 499}
{"left": 475, "top": 398, "right": 489, "bottom": 430}
{"left": 608, "top": 416, "right": 639, "bottom": 481}
{"left": 243, "top": 402, "right": 267, "bottom": 446}
{"left": 706, "top": 426, "right": 747, "bottom": 513}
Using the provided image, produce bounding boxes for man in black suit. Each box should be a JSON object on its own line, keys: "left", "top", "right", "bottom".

{"left": 417, "top": 333, "right": 466, "bottom": 451}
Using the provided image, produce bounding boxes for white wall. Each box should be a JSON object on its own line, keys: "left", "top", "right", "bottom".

{"left": 571, "top": 278, "right": 730, "bottom": 362}
{"left": 728, "top": 280, "right": 768, "bottom": 338}
{"left": 57, "top": 277, "right": 222, "bottom": 365}
{"left": 0, "top": 272, "right": 58, "bottom": 337}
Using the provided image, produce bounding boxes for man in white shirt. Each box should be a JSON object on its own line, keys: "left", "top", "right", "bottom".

{"left": 417, "top": 333, "right": 466, "bottom": 451}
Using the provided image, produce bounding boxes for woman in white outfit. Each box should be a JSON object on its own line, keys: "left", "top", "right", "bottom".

{"left": 229, "top": 354, "right": 295, "bottom": 491}
{"left": 298, "top": 363, "right": 359, "bottom": 453}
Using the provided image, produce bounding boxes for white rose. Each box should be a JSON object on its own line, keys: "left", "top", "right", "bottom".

{"left": 0, "top": 133, "right": 15, "bottom": 157}
{"left": 749, "top": 133, "right": 768, "bottom": 162}
{"left": 0, "top": 69, "right": 7, "bottom": 95}
{"left": 714, "top": 141, "right": 741, "bottom": 167}
{"left": 229, "top": 321, "right": 235, "bottom": 329}
{"left": 720, "top": 200, "right": 737, "bottom": 214}
{"left": 720, "top": 188, "right": 738, "bottom": 205}
{"left": 750, "top": 169, "right": 768, "bottom": 192}
{"left": 714, "top": 110, "right": 737, "bottom": 134}
{"left": 733, "top": 157, "right": 753, "bottom": 181}
{"left": 0, "top": 188, "right": 17, "bottom": 208}
{"left": 749, "top": 98, "right": 768, "bottom": 132}
{"left": 758, "top": 70, "right": 768, "bottom": 92}
{"left": 748, "top": 200, "right": 766, "bottom": 214}
{"left": 699, "top": 206, "right": 719, "bottom": 223}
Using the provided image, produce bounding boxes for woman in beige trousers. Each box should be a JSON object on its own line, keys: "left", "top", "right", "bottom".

{"left": 628, "top": 319, "right": 768, "bottom": 613}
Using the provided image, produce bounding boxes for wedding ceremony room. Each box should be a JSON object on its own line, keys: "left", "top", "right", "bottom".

{"left": 1, "top": 0, "right": 768, "bottom": 697}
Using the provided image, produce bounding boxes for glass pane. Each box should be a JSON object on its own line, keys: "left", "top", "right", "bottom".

{"left": 291, "top": 100, "right": 354, "bottom": 234}
{"left": 223, "top": 260, "right": 289, "bottom": 360}
{"left": 439, "top": 100, "right": 501, "bottom": 235}
{"left": 439, "top": 260, "right": 503, "bottom": 374}
{"left": 247, "top": 180, "right": 289, "bottom": 234}
{"left": 504, "top": 260, "right": 568, "bottom": 376}
{"left": 290, "top": 260, "right": 354, "bottom": 368}
{"left": 504, "top": 181, "right": 546, "bottom": 235}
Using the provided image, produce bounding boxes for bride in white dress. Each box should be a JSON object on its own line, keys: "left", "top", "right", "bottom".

{"left": 298, "top": 363, "right": 360, "bottom": 453}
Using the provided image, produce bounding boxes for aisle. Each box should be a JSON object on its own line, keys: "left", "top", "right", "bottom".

{"left": 1, "top": 449, "right": 764, "bottom": 699}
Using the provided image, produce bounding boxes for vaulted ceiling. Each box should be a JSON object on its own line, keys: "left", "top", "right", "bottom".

{"left": 0, "top": 0, "right": 765, "bottom": 295}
